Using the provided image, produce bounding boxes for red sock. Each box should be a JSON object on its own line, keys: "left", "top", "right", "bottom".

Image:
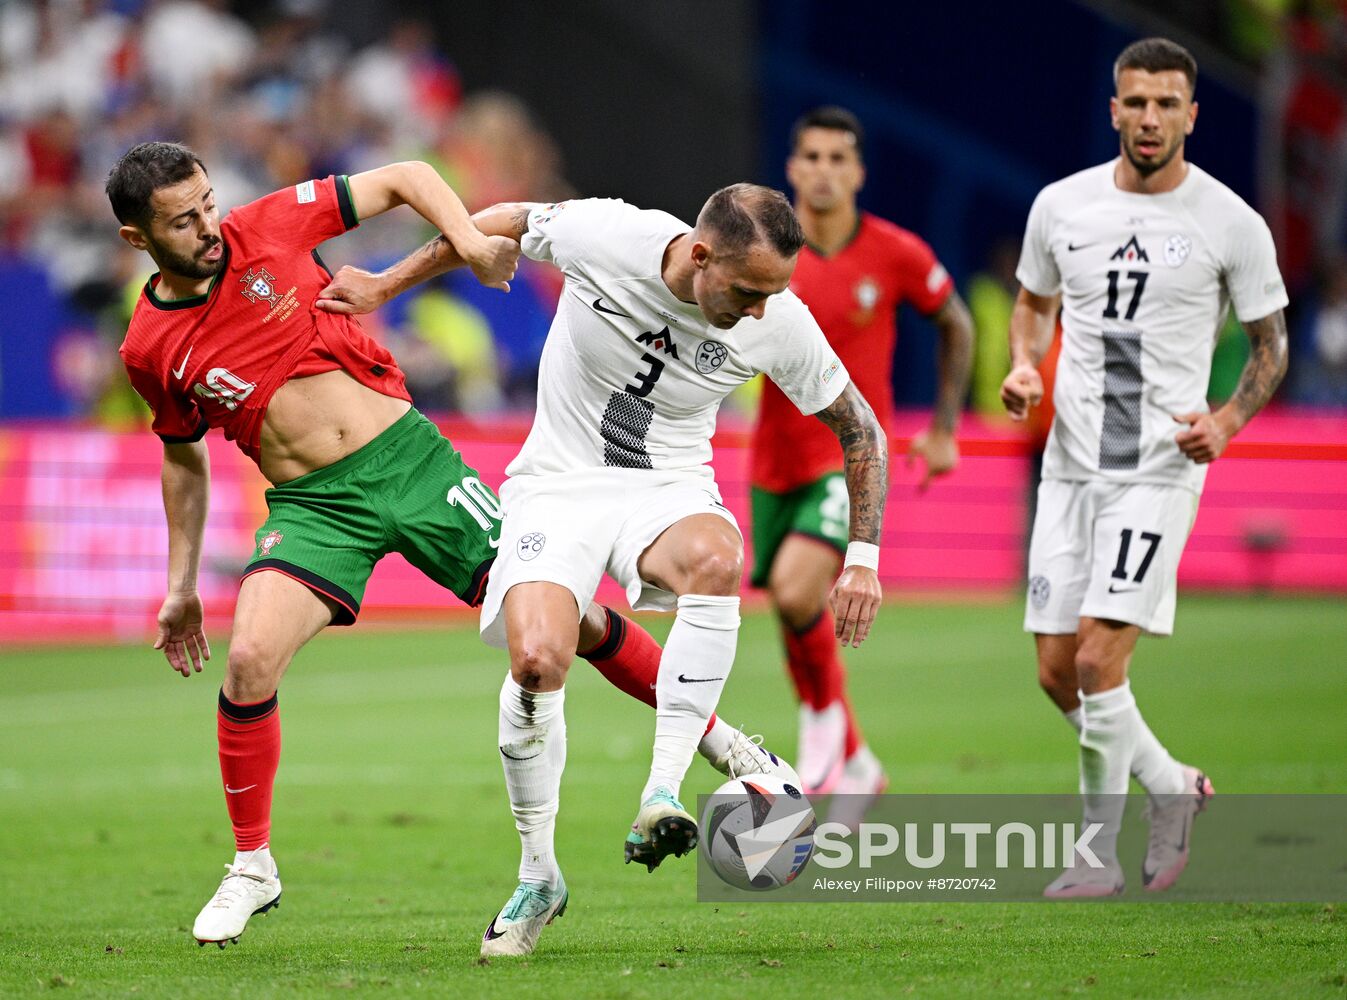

{"left": 786, "top": 610, "right": 865, "bottom": 757}
{"left": 581, "top": 607, "right": 716, "bottom": 736}
{"left": 217, "top": 690, "right": 281, "bottom": 852}
{"left": 783, "top": 609, "right": 845, "bottom": 709}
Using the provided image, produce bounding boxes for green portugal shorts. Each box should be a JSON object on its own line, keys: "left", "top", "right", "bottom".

{"left": 749, "top": 471, "right": 849, "bottom": 588}
{"left": 242, "top": 408, "right": 500, "bottom": 624}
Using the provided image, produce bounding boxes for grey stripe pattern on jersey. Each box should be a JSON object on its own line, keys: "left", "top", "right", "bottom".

{"left": 1099, "top": 330, "right": 1143, "bottom": 470}
{"left": 601, "top": 391, "right": 655, "bottom": 469}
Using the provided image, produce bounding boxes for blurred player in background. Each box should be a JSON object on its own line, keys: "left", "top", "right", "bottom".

{"left": 758, "top": 107, "right": 973, "bottom": 815}
{"left": 322, "top": 183, "right": 889, "bottom": 956}
{"left": 1001, "top": 38, "right": 1288, "bottom": 896}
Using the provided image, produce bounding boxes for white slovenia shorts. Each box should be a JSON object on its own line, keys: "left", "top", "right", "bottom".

{"left": 1024, "top": 479, "right": 1200, "bottom": 637}
{"left": 479, "top": 468, "right": 740, "bottom": 648}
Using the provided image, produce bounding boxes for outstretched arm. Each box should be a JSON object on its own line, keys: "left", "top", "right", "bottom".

{"left": 1174, "top": 310, "right": 1289, "bottom": 463}
{"left": 814, "top": 382, "right": 889, "bottom": 647}
{"left": 337, "top": 162, "right": 521, "bottom": 294}
{"left": 908, "top": 290, "right": 974, "bottom": 488}
{"left": 315, "top": 202, "right": 537, "bottom": 315}
{"left": 157, "top": 439, "right": 212, "bottom": 677}
{"left": 1000, "top": 287, "right": 1060, "bottom": 420}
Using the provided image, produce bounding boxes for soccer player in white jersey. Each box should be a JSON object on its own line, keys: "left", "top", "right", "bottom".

{"left": 1001, "top": 38, "right": 1289, "bottom": 897}
{"left": 318, "top": 183, "right": 888, "bottom": 953}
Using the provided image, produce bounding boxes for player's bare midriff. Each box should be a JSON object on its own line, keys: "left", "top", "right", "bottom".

{"left": 259, "top": 369, "right": 411, "bottom": 485}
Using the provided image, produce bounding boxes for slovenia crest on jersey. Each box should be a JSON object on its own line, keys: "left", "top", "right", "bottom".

{"left": 1163, "top": 234, "right": 1192, "bottom": 268}
{"left": 695, "top": 339, "right": 728, "bottom": 374}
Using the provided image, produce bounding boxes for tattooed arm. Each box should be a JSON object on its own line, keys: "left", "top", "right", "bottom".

{"left": 908, "top": 290, "right": 974, "bottom": 488}
{"left": 314, "top": 203, "right": 536, "bottom": 316}
{"left": 1174, "top": 310, "right": 1289, "bottom": 464}
{"left": 815, "top": 382, "right": 889, "bottom": 645}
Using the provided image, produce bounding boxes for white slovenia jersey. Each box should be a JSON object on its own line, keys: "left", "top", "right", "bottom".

{"left": 1016, "top": 161, "right": 1288, "bottom": 494}
{"left": 509, "top": 198, "right": 850, "bottom": 478}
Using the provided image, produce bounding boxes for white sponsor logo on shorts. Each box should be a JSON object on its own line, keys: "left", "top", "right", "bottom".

{"left": 518, "top": 532, "right": 546, "bottom": 561}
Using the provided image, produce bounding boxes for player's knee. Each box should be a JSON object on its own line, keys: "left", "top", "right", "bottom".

{"left": 1073, "top": 646, "right": 1111, "bottom": 692}
{"left": 771, "top": 577, "right": 824, "bottom": 631}
{"left": 681, "top": 543, "right": 743, "bottom": 596}
{"left": 1037, "top": 657, "right": 1074, "bottom": 699}
{"left": 224, "top": 637, "right": 284, "bottom": 702}
{"left": 511, "top": 640, "right": 571, "bottom": 691}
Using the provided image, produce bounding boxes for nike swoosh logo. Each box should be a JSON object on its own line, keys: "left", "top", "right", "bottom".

{"left": 172, "top": 347, "right": 193, "bottom": 380}
{"left": 225, "top": 784, "right": 256, "bottom": 794}
{"left": 1067, "top": 242, "right": 1095, "bottom": 252}
{"left": 677, "top": 674, "right": 724, "bottom": 684}
{"left": 1108, "top": 584, "right": 1139, "bottom": 594}
{"left": 499, "top": 747, "right": 544, "bottom": 762}
{"left": 487, "top": 535, "right": 500, "bottom": 550}
{"left": 483, "top": 918, "right": 506, "bottom": 941}
{"left": 592, "top": 297, "right": 629, "bottom": 318}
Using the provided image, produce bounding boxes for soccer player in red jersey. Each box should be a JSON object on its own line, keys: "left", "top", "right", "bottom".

{"left": 754, "top": 108, "right": 973, "bottom": 818}
{"left": 108, "top": 142, "right": 765, "bottom": 949}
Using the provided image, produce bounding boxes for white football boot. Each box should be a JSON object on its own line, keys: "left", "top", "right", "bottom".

{"left": 192, "top": 847, "right": 282, "bottom": 947}
{"left": 623, "top": 786, "right": 698, "bottom": 872}
{"left": 704, "top": 727, "right": 802, "bottom": 788}
{"left": 824, "top": 744, "right": 889, "bottom": 833}
{"left": 1043, "top": 855, "right": 1125, "bottom": 899}
{"left": 1142, "top": 765, "right": 1215, "bottom": 892}
{"left": 480, "top": 878, "right": 569, "bottom": 957}
{"left": 797, "top": 703, "right": 847, "bottom": 796}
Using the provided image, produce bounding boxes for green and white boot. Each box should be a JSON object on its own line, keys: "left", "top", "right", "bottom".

{"left": 623, "top": 786, "right": 698, "bottom": 872}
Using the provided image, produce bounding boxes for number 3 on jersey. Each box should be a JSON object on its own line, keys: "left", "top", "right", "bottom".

{"left": 447, "top": 476, "right": 502, "bottom": 540}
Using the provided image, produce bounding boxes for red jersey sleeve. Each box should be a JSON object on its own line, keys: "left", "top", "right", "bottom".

{"left": 226, "top": 175, "right": 359, "bottom": 252}
{"left": 894, "top": 230, "right": 954, "bottom": 316}
{"left": 123, "top": 351, "right": 208, "bottom": 443}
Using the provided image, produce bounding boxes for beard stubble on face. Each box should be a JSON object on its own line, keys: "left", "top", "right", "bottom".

{"left": 152, "top": 236, "right": 224, "bottom": 280}
{"left": 1123, "top": 131, "right": 1182, "bottom": 177}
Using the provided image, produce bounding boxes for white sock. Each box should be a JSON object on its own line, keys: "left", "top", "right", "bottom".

{"left": 1078, "top": 683, "right": 1135, "bottom": 863}
{"left": 497, "top": 674, "right": 565, "bottom": 886}
{"left": 1062, "top": 706, "right": 1084, "bottom": 733}
{"left": 643, "top": 594, "right": 739, "bottom": 802}
{"left": 697, "top": 717, "right": 736, "bottom": 763}
{"left": 1064, "top": 699, "right": 1178, "bottom": 792}
{"left": 1127, "top": 695, "right": 1185, "bottom": 796}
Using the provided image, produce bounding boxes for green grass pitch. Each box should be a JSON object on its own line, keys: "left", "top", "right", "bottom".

{"left": 1, "top": 597, "right": 1343, "bottom": 998}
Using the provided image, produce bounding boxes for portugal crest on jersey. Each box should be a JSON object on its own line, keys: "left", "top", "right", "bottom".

{"left": 240, "top": 267, "right": 280, "bottom": 306}
{"left": 259, "top": 530, "right": 284, "bottom": 557}
{"left": 695, "top": 339, "right": 728, "bottom": 374}
{"left": 854, "top": 276, "right": 880, "bottom": 310}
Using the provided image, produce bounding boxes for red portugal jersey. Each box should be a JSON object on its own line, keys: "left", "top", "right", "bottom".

{"left": 120, "top": 175, "right": 411, "bottom": 466}
{"left": 750, "top": 212, "right": 953, "bottom": 492}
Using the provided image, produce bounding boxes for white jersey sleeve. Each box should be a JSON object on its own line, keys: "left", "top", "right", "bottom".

{"left": 1015, "top": 187, "right": 1062, "bottom": 297}
{"left": 517, "top": 196, "right": 665, "bottom": 273}
{"left": 1221, "top": 210, "right": 1289, "bottom": 323}
{"left": 754, "top": 291, "right": 850, "bottom": 415}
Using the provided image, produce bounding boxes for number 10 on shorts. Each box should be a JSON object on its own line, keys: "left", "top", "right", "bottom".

{"left": 447, "top": 476, "right": 502, "bottom": 531}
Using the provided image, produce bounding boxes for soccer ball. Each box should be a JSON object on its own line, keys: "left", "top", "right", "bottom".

{"left": 702, "top": 774, "right": 816, "bottom": 891}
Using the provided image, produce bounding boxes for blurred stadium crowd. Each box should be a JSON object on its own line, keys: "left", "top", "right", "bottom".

{"left": 1, "top": 0, "right": 575, "bottom": 423}
{"left": 3, "top": 0, "right": 1347, "bottom": 427}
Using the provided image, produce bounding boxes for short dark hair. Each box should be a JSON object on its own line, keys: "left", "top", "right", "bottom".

{"left": 790, "top": 105, "right": 865, "bottom": 159}
{"left": 106, "top": 141, "right": 207, "bottom": 227}
{"left": 696, "top": 183, "right": 805, "bottom": 259}
{"left": 1114, "top": 37, "right": 1198, "bottom": 96}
